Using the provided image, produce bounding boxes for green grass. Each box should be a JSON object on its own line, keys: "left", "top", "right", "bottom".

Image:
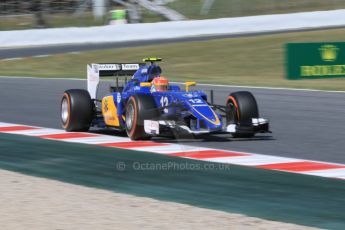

{"left": 1, "top": 28, "right": 345, "bottom": 90}
{"left": 168, "top": 0, "right": 345, "bottom": 19}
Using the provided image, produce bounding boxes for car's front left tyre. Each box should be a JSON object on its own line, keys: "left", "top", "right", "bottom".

{"left": 61, "top": 89, "right": 93, "bottom": 132}
{"left": 125, "top": 94, "right": 158, "bottom": 140}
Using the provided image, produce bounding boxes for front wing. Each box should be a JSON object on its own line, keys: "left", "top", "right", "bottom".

{"left": 144, "top": 118, "right": 270, "bottom": 136}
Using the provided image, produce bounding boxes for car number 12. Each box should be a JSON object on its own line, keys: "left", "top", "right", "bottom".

{"left": 160, "top": 96, "right": 169, "bottom": 113}
{"left": 188, "top": 99, "right": 203, "bottom": 104}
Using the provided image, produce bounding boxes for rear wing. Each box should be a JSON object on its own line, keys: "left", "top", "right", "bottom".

{"left": 87, "top": 63, "right": 144, "bottom": 99}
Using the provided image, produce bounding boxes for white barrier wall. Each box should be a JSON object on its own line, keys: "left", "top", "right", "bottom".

{"left": 1, "top": 9, "right": 345, "bottom": 48}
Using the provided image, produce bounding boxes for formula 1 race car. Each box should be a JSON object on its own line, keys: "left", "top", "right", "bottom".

{"left": 60, "top": 58, "right": 270, "bottom": 140}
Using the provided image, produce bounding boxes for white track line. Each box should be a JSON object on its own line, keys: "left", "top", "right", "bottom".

{"left": 303, "top": 168, "right": 345, "bottom": 177}
{"left": 0, "top": 76, "right": 83, "bottom": 81}
{"left": 62, "top": 135, "right": 130, "bottom": 144}
{"left": 205, "top": 155, "right": 301, "bottom": 166}
{"left": 177, "top": 82, "right": 345, "bottom": 93}
{"left": 0, "top": 58, "right": 24, "bottom": 61}
{"left": 6, "top": 128, "right": 65, "bottom": 136}
{"left": 0, "top": 122, "right": 16, "bottom": 127}
{"left": 33, "top": 55, "right": 51, "bottom": 58}
{"left": 0, "top": 76, "right": 344, "bottom": 93}
{"left": 129, "top": 144, "right": 211, "bottom": 154}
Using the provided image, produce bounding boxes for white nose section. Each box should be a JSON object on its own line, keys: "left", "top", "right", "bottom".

{"left": 226, "top": 124, "right": 237, "bottom": 133}
{"left": 144, "top": 120, "right": 160, "bottom": 135}
{"left": 252, "top": 118, "right": 269, "bottom": 126}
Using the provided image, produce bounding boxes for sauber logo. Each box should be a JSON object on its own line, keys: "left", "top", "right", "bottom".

{"left": 319, "top": 44, "right": 339, "bottom": 62}
{"left": 99, "top": 64, "right": 121, "bottom": 70}
{"left": 122, "top": 64, "right": 139, "bottom": 70}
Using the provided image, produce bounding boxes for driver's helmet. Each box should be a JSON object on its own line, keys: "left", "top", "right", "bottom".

{"left": 151, "top": 76, "right": 169, "bottom": 92}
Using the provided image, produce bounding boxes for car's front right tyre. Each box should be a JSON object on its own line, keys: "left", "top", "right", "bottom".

{"left": 226, "top": 91, "right": 259, "bottom": 138}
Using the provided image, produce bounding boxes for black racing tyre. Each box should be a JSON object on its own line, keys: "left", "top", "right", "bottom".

{"left": 61, "top": 89, "right": 93, "bottom": 132}
{"left": 125, "top": 94, "right": 158, "bottom": 140}
{"left": 226, "top": 91, "right": 259, "bottom": 138}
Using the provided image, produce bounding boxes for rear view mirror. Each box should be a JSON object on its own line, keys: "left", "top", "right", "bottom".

{"left": 185, "top": 81, "right": 196, "bottom": 92}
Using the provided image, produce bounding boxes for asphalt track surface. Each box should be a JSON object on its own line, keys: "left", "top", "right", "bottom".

{"left": 1, "top": 77, "right": 344, "bottom": 164}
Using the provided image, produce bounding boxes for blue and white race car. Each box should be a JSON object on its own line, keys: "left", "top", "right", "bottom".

{"left": 60, "top": 58, "right": 270, "bottom": 140}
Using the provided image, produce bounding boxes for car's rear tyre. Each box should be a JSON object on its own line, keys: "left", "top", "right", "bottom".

{"left": 125, "top": 94, "right": 158, "bottom": 140}
{"left": 61, "top": 89, "right": 93, "bottom": 132}
{"left": 226, "top": 91, "right": 258, "bottom": 138}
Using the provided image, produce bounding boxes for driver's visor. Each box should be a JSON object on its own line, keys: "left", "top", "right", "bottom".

{"left": 155, "top": 85, "right": 168, "bottom": 92}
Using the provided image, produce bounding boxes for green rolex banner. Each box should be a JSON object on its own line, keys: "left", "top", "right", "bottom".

{"left": 286, "top": 42, "right": 345, "bottom": 80}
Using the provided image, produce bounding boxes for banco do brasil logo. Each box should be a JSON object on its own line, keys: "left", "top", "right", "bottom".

{"left": 319, "top": 44, "right": 339, "bottom": 62}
